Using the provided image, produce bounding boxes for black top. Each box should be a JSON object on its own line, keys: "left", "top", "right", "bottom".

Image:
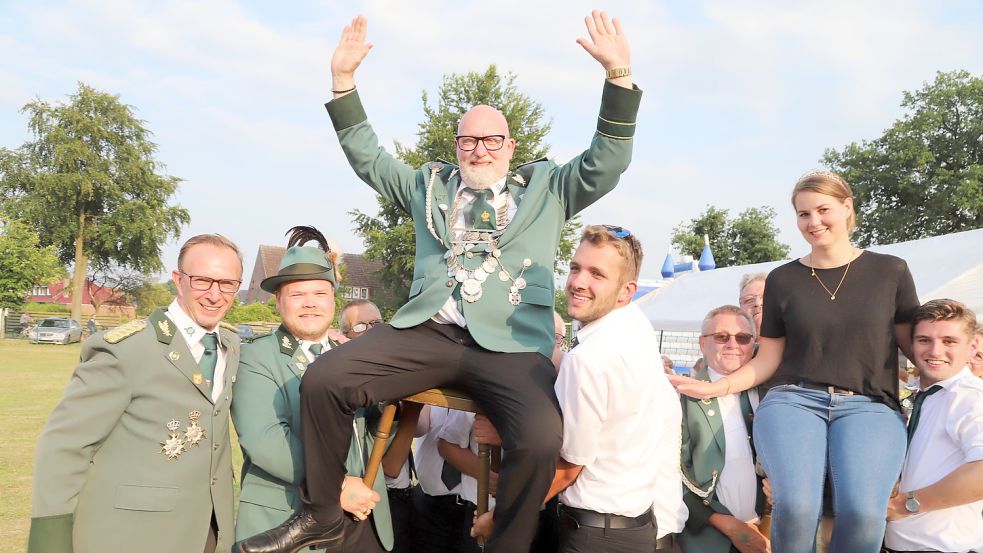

{"left": 760, "top": 251, "right": 919, "bottom": 410}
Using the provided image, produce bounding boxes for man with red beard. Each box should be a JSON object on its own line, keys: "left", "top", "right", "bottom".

{"left": 238, "top": 11, "right": 642, "bottom": 553}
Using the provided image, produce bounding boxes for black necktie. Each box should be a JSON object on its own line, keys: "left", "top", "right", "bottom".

{"left": 907, "top": 385, "right": 942, "bottom": 445}
{"left": 570, "top": 335, "right": 580, "bottom": 349}
{"left": 309, "top": 343, "right": 323, "bottom": 358}
{"left": 199, "top": 332, "right": 218, "bottom": 388}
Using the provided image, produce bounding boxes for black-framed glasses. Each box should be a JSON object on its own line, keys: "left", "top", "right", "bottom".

{"left": 455, "top": 135, "right": 506, "bottom": 151}
{"left": 348, "top": 319, "right": 385, "bottom": 334}
{"left": 702, "top": 332, "right": 754, "bottom": 345}
{"left": 180, "top": 270, "right": 241, "bottom": 294}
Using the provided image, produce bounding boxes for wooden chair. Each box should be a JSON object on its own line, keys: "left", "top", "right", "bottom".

{"left": 362, "top": 388, "right": 498, "bottom": 520}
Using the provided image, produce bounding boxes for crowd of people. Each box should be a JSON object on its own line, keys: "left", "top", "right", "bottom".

{"left": 26, "top": 10, "right": 982, "bottom": 553}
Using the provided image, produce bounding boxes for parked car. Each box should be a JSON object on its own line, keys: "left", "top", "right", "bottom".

{"left": 30, "top": 317, "right": 83, "bottom": 345}
{"left": 235, "top": 324, "right": 256, "bottom": 341}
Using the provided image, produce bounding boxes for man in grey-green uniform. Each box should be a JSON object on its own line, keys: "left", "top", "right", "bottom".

{"left": 239, "top": 11, "right": 641, "bottom": 553}
{"left": 28, "top": 234, "right": 244, "bottom": 553}
{"left": 232, "top": 228, "right": 393, "bottom": 552}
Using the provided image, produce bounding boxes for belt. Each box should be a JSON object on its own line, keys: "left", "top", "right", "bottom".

{"left": 559, "top": 504, "right": 652, "bottom": 530}
{"left": 655, "top": 533, "right": 677, "bottom": 550}
{"left": 881, "top": 548, "right": 963, "bottom": 553}
{"left": 797, "top": 381, "right": 855, "bottom": 395}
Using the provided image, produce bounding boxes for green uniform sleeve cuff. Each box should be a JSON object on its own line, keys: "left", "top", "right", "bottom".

{"left": 596, "top": 81, "right": 642, "bottom": 140}
{"left": 324, "top": 91, "right": 368, "bottom": 131}
{"left": 28, "top": 514, "right": 73, "bottom": 553}
{"left": 682, "top": 491, "right": 714, "bottom": 531}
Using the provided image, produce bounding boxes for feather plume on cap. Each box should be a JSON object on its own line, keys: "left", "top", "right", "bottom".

{"left": 285, "top": 225, "right": 342, "bottom": 284}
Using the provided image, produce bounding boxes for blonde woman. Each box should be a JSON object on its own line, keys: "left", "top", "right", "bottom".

{"left": 672, "top": 170, "right": 919, "bottom": 553}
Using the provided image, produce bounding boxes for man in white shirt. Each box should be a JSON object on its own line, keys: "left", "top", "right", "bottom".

{"left": 551, "top": 225, "right": 682, "bottom": 552}
{"left": 885, "top": 298, "right": 983, "bottom": 553}
{"left": 679, "top": 305, "right": 769, "bottom": 553}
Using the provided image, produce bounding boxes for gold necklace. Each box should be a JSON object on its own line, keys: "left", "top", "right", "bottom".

{"left": 808, "top": 254, "right": 853, "bottom": 300}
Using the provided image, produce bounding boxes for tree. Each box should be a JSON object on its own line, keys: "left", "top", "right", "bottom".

{"left": 130, "top": 279, "right": 175, "bottom": 316}
{"left": 0, "top": 83, "right": 189, "bottom": 322}
{"left": 672, "top": 205, "right": 790, "bottom": 268}
{"left": 0, "top": 215, "right": 64, "bottom": 310}
{"left": 350, "top": 65, "right": 581, "bottom": 312}
{"left": 823, "top": 70, "right": 983, "bottom": 246}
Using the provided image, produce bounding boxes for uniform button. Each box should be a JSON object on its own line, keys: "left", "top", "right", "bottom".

{"left": 213, "top": 443, "right": 220, "bottom": 451}
{"left": 211, "top": 477, "right": 217, "bottom": 486}
{"left": 446, "top": 280, "right": 455, "bottom": 287}
{"left": 214, "top": 410, "right": 220, "bottom": 416}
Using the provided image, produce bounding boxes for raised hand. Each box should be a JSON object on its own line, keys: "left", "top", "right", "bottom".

{"left": 331, "top": 15, "right": 373, "bottom": 95}
{"left": 667, "top": 373, "right": 726, "bottom": 401}
{"left": 576, "top": 10, "right": 631, "bottom": 76}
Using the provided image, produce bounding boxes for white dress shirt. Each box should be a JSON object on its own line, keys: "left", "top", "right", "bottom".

{"left": 166, "top": 300, "right": 227, "bottom": 402}
{"left": 437, "top": 410, "right": 496, "bottom": 509}
{"left": 414, "top": 406, "right": 460, "bottom": 496}
{"left": 433, "top": 176, "right": 518, "bottom": 327}
{"left": 556, "top": 302, "right": 686, "bottom": 524}
{"left": 707, "top": 367, "right": 760, "bottom": 524}
{"left": 886, "top": 368, "right": 983, "bottom": 552}
{"left": 298, "top": 338, "right": 330, "bottom": 363}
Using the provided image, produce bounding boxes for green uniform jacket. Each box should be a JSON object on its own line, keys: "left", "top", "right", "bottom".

{"left": 231, "top": 328, "right": 393, "bottom": 551}
{"left": 679, "top": 374, "right": 764, "bottom": 553}
{"left": 28, "top": 309, "right": 240, "bottom": 553}
{"left": 325, "top": 81, "right": 642, "bottom": 357}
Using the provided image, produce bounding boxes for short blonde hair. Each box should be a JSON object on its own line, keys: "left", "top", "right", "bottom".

{"left": 792, "top": 170, "right": 856, "bottom": 231}
{"left": 580, "top": 225, "right": 643, "bottom": 281}
{"left": 701, "top": 304, "right": 757, "bottom": 340}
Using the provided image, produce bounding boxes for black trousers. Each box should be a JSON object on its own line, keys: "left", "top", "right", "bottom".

{"left": 387, "top": 485, "right": 417, "bottom": 553}
{"left": 412, "top": 489, "right": 466, "bottom": 553}
{"left": 301, "top": 321, "right": 562, "bottom": 553}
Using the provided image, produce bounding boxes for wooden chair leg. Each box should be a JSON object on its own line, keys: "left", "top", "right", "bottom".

{"left": 363, "top": 402, "right": 398, "bottom": 488}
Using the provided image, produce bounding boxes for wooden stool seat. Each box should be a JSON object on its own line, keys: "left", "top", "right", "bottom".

{"left": 363, "top": 388, "right": 496, "bottom": 527}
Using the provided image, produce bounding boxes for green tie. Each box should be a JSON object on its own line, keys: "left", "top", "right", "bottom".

{"left": 309, "top": 342, "right": 323, "bottom": 358}
{"left": 907, "top": 385, "right": 942, "bottom": 445}
{"left": 199, "top": 332, "right": 218, "bottom": 388}
{"left": 467, "top": 189, "right": 496, "bottom": 230}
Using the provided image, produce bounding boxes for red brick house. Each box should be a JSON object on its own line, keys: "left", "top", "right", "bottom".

{"left": 243, "top": 246, "right": 390, "bottom": 306}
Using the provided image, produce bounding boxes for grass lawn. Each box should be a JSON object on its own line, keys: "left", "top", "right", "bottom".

{"left": 0, "top": 339, "right": 244, "bottom": 553}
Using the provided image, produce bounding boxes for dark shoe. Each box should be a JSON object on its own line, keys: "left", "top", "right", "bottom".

{"left": 238, "top": 510, "right": 344, "bottom": 553}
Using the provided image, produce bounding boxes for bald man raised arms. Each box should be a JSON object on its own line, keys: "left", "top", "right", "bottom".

{"left": 238, "top": 11, "right": 642, "bottom": 553}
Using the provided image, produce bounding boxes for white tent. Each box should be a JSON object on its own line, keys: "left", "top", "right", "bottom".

{"left": 636, "top": 228, "right": 983, "bottom": 332}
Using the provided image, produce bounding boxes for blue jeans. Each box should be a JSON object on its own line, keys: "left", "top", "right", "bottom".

{"left": 753, "top": 385, "right": 906, "bottom": 553}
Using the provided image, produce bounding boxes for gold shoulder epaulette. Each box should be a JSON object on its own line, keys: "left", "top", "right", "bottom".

{"left": 218, "top": 321, "right": 239, "bottom": 333}
{"left": 104, "top": 320, "right": 148, "bottom": 344}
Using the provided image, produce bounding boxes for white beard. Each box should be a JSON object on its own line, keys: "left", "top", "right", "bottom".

{"left": 459, "top": 163, "right": 504, "bottom": 189}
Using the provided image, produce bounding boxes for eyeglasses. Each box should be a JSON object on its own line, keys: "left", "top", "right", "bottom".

{"left": 702, "top": 332, "right": 754, "bottom": 345}
{"left": 348, "top": 319, "right": 385, "bottom": 334}
{"left": 180, "top": 271, "right": 241, "bottom": 294}
{"left": 455, "top": 135, "right": 506, "bottom": 151}
{"left": 602, "top": 224, "right": 632, "bottom": 239}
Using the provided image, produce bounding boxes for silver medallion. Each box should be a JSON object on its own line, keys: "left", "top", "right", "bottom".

{"left": 483, "top": 257, "right": 498, "bottom": 271}
{"left": 514, "top": 277, "right": 527, "bottom": 290}
{"left": 473, "top": 268, "right": 488, "bottom": 282}
{"left": 480, "top": 232, "right": 491, "bottom": 241}
{"left": 452, "top": 243, "right": 465, "bottom": 256}
{"left": 465, "top": 251, "right": 474, "bottom": 258}
{"left": 465, "top": 231, "right": 479, "bottom": 241}
{"left": 492, "top": 249, "right": 502, "bottom": 258}
{"left": 456, "top": 270, "right": 468, "bottom": 283}
{"left": 522, "top": 258, "right": 532, "bottom": 267}
{"left": 508, "top": 291, "right": 522, "bottom": 305}
{"left": 499, "top": 270, "right": 510, "bottom": 281}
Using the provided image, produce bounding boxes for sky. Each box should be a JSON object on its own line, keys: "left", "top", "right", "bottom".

{"left": 2, "top": 0, "right": 981, "bottom": 283}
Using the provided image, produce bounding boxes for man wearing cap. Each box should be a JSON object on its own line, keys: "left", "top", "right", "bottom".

{"left": 232, "top": 228, "right": 393, "bottom": 552}
{"left": 28, "top": 234, "right": 243, "bottom": 553}
{"left": 239, "top": 11, "right": 640, "bottom": 553}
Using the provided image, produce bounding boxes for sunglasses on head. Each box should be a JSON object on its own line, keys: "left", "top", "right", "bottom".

{"left": 701, "top": 332, "right": 754, "bottom": 345}
{"left": 602, "top": 224, "right": 632, "bottom": 239}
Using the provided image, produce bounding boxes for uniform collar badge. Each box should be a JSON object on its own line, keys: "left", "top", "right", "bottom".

{"left": 158, "top": 320, "right": 172, "bottom": 337}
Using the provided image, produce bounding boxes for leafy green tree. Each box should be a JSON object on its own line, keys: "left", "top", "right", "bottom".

{"left": 130, "top": 279, "right": 175, "bottom": 316}
{"left": 350, "top": 65, "right": 581, "bottom": 312}
{"left": 0, "top": 83, "right": 189, "bottom": 322}
{"left": 823, "top": 70, "right": 983, "bottom": 246}
{"left": 0, "top": 215, "right": 64, "bottom": 309}
{"left": 672, "top": 205, "right": 790, "bottom": 268}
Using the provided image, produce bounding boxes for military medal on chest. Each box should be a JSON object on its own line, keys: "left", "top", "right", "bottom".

{"left": 161, "top": 419, "right": 186, "bottom": 460}
{"left": 184, "top": 410, "right": 205, "bottom": 447}
{"left": 424, "top": 162, "right": 533, "bottom": 306}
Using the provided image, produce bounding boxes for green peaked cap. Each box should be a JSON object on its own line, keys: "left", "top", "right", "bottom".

{"left": 260, "top": 246, "right": 337, "bottom": 293}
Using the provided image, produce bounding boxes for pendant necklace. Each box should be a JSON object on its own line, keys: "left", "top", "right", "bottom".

{"left": 807, "top": 251, "right": 855, "bottom": 300}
